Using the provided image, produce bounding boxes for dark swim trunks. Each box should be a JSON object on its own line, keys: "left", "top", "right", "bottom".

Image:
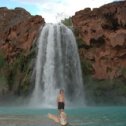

{"left": 58, "top": 102, "right": 64, "bottom": 109}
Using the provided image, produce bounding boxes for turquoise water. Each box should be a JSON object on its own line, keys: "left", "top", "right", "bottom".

{"left": 0, "top": 107, "right": 126, "bottom": 126}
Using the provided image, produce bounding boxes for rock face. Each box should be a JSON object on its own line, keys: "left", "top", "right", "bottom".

{"left": 0, "top": 7, "right": 45, "bottom": 96}
{"left": 0, "top": 7, "right": 45, "bottom": 63}
{"left": 72, "top": 1, "right": 126, "bottom": 79}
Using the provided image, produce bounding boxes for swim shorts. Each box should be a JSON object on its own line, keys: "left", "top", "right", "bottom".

{"left": 58, "top": 102, "right": 64, "bottom": 110}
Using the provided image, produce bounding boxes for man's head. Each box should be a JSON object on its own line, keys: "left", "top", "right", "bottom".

{"left": 60, "top": 89, "right": 64, "bottom": 94}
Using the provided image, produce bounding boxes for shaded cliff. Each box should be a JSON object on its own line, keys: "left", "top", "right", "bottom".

{"left": 0, "top": 7, "right": 45, "bottom": 97}
{"left": 72, "top": 1, "right": 126, "bottom": 80}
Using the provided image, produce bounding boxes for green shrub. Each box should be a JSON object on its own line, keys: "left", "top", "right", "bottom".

{"left": 81, "top": 59, "right": 93, "bottom": 75}
{"left": 84, "top": 76, "right": 126, "bottom": 105}
{"left": 121, "top": 67, "right": 126, "bottom": 78}
{"left": 61, "top": 17, "right": 72, "bottom": 26}
{"left": 0, "top": 75, "right": 7, "bottom": 86}
{"left": 0, "top": 52, "right": 5, "bottom": 69}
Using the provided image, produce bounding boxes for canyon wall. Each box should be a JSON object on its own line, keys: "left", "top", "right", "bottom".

{"left": 0, "top": 7, "right": 45, "bottom": 97}
{"left": 72, "top": 1, "right": 126, "bottom": 80}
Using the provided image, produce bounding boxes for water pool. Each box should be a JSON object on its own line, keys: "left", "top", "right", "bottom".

{"left": 0, "top": 106, "right": 126, "bottom": 126}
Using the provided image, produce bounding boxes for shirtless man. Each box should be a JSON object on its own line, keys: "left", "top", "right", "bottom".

{"left": 57, "top": 89, "right": 65, "bottom": 113}
{"left": 48, "top": 89, "right": 67, "bottom": 126}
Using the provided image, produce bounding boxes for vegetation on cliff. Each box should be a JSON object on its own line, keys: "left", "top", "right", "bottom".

{"left": 0, "top": 47, "right": 36, "bottom": 96}
{"left": 61, "top": 17, "right": 72, "bottom": 27}
{"left": 0, "top": 7, "right": 44, "bottom": 98}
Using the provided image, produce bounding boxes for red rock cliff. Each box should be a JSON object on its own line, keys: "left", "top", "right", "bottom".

{"left": 0, "top": 7, "right": 45, "bottom": 63}
{"left": 72, "top": 1, "right": 126, "bottom": 79}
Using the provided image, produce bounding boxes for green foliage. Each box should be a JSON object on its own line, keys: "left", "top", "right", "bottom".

{"left": 0, "top": 52, "right": 5, "bottom": 69}
{"left": 21, "top": 71, "right": 31, "bottom": 96}
{"left": 13, "top": 53, "right": 33, "bottom": 94}
{"left": 0, "top": 39, "right": 36, "bottom": 96}
{"left": 121, "top": 67, "right": 126, "bottom": 78}
{"left": 84, "top": 76, "right": 126, "bottom": 105}
{"left": 0, "top": 75, "right": 7, "bottom": 87}
{"left": 4, "top": 54, "right": 26, "bottom": 91}
{"left": 61, "top": 17, "right": 72, "bottom": 26}
{"left": 81, "top": 59, "right": 93, "bottom": 75}
{"left": 6, "top": 68, "right": 15, "bottom": 91}
{"left": 76, "top": 37, "right": 84, "bottom": 47}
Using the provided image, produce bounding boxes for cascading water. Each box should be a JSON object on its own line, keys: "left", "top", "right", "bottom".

{"left": 30, "top": 23, "right": 84, "bottom": 107}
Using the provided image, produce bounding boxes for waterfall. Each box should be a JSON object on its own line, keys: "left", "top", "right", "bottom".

{"left": 30, "top": 23, "right": 84, "bottom": 107}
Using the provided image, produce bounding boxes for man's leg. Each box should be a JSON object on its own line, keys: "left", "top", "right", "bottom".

{"left": 48, "top": 113, "right": 60, "bottom": 123}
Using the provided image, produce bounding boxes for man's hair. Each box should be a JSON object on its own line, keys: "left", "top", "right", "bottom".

{"left": 60, "top": 89, "right": 64, "bottom": 94}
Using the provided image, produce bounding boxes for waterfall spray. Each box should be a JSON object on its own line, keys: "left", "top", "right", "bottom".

{"left": 30, "top": 23, "right": 84, "bottom": 107}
